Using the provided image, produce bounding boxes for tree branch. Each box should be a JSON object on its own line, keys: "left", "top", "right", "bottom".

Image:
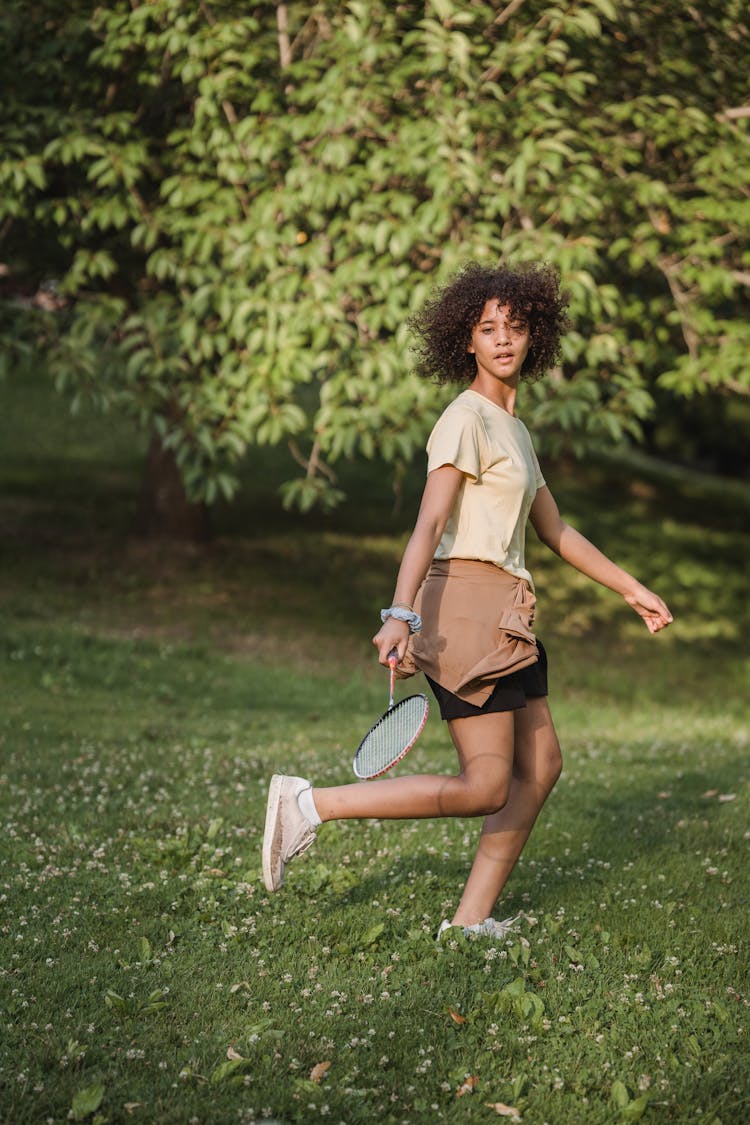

{"left": 276, "top": 3, "right": 292, "bottom": 69}
{"left": 288, "top": 438, "right": 337, "bottom": 483}
{"left": 492, "top": 0, "right": 528, "bottom": 28}
{"left": 722, "top": 378, "right": 750, "bottom": 396}
{"left": 716, "top": 105, "right": 750, "bottom": 122}
{"left": 290, "top": 10, "right": 330, "bottom": 60}
{"left": 657, "top": 255, "right": 699, "bottom": 359}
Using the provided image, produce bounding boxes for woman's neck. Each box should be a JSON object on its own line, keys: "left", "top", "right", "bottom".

{"left": 468, "top": 373, "right": 518, "bottom": 416}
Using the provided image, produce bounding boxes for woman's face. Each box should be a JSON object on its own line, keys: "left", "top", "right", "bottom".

{"left": 468, "top": 300, "right": 530, "bottom": 383}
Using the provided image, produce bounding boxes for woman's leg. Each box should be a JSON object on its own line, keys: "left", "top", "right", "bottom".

{"left": 311, "top": 710, "right": 517, "bottom": 822}
{"left": 265, "top": 712, "right": 520, "bottom": 893}
{"left": 451, "top": 697, "right": 562, "bottom": 926}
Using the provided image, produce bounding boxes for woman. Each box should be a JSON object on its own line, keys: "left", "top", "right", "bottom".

{"left": 262, "top": 262, "right": 673, "bottom": 938}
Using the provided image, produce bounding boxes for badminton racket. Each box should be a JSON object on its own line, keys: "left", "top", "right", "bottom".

{"left": 352, "top": 648, "right": 429, "bottom": 779}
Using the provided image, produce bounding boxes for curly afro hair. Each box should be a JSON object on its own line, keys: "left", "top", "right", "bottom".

{"left": 409, "top": 261, "right": 569, "bottom": 384}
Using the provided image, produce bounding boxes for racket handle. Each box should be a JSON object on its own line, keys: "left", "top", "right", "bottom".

{"left": 387, "top": 646, "right": 398, "bottom": 709}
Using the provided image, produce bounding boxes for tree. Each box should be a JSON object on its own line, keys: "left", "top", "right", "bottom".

{"left": 1, "top": 0, "right": 748, "bottom": 533}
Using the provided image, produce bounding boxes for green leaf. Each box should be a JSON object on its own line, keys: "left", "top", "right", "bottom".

{"left": 611, "top": 1080, "right": 630, "bottom": 1108}
{"left": 621, "top": 1095, "right": 651, "bottom": 1121}
{"left": 70, "top": 1082, "right": 105, "bottom": 1121}
{"left": 360, "top": 922, "right": 385, "bottom": 947}
{"left": 429, "top": 0, "right": 455, "bottom": 20}
{"left": 104, "top": 989, "right": 129, "bottom": 1014}
{"left": 210, "top": 1058, "right": 251, "bottom": 1085}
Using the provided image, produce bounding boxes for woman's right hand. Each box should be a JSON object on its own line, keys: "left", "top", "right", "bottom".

{"left": 372, "top": 617, "right": 411, "bottom": 666}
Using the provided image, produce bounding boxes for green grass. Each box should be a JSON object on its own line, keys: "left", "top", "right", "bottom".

{"left": 1, "top": 372, "right": 748, "bottom": 1124}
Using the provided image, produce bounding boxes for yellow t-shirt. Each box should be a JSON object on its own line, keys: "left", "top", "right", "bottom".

{"left": 426, "top": 388, "right": 545, "bottom": 587}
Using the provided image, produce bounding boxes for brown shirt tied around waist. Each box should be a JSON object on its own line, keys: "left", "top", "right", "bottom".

{"left": 396, "top": 558, "right": 539, "bottom": 707}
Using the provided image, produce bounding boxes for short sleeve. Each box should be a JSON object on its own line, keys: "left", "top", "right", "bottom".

{"left": 530, "top": 440, "right": 545, "bottom": 491}
{"left": 426, "top": 406, "right": 487, "bottom": 480}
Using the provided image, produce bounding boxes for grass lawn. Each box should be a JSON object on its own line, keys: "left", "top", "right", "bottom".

{"left": 1, "top": 373, "right": 748, "bottom": 1124}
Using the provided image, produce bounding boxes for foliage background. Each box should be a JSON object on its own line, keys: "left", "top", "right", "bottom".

{"left": 1, "top": 0, "right": 749, "bottom": 525}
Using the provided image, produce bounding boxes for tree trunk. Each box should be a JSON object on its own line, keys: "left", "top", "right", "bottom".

{"left": 136, "top": 434, "right": 211, "bottom": 541}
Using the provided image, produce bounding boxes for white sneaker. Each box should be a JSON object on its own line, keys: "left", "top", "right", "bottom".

{"left": 262, "top": 774, "right": 317, "bottom": 892}
{"left": 437, "top": 913, "right": 521, "bottom": 940}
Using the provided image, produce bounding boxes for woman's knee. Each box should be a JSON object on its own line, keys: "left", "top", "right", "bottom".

{"left": 541, "top": 738, "right": 563, "bottom": 790}
{"left": 460, "top": 772, "right": 510, "bottom": 816}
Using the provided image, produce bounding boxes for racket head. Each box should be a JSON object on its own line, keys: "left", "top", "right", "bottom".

{"left": 352, "top": 693, "right": 429, "bottom": 779}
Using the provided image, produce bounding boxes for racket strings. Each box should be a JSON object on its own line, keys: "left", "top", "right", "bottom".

{"left": 354, "top": 695, "right": 429, "bottom": 779}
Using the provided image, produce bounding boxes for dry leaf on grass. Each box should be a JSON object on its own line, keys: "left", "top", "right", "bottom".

{"left": 448, "top": 1007, "right": 467, "bottom": 1024}
{"left": 456, "top": 1075, "right": 479, "bottom": 1096}
{"left": 310, "top": 1061, "right": 331, "bottom": 1084}
{"left": 485, "top": 1102, "right": 521, "bottom": 1118}
{"left": 226, "top": 1047, "right": 244, "bottom": 1061}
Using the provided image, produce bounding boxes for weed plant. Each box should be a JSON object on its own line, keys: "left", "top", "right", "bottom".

{"left": 0, "top": 375, "right": 748, "bottom": 1123}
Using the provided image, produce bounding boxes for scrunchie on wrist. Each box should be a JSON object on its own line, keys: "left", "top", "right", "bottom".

{"left": 380, "top": 606, "right": 422, "bottom": 634}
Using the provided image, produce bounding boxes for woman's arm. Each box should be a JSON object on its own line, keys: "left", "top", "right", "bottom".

{"left": 372, "top": 464, "right": 464, "bottom": 664}
{"left": 529, "top": 485, "right": 673, "bottom": 633}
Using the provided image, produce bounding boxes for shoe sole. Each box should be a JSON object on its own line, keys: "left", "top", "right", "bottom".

{"left": 262, "top": 774, "right": 285, "bottom": 892}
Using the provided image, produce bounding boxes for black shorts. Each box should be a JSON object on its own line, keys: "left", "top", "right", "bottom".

{"left": 425, "top": 639, "right": 548, "bottom": 721}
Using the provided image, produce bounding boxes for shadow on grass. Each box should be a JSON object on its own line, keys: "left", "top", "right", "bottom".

{"left": 286, "top": 753, "right": 745, "bottom": 923}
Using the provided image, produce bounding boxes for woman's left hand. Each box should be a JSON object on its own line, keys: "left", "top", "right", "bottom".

{"left": 624, "top": 584, "right": 674, "bottom": 633}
